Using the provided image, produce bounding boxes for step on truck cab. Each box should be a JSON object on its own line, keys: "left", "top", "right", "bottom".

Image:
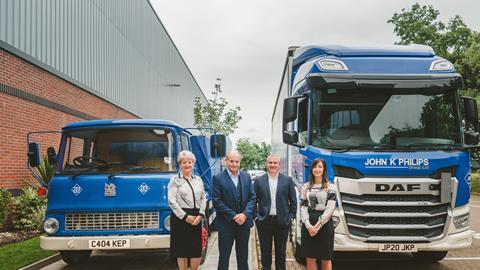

{"left": 27, "top": 119, "right": 227, "bottom": 265}
{"left": 271, "top": 45, "right": 479, "bottom": 262}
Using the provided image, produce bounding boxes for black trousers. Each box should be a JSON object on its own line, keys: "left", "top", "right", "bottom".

{"left": 256, "top": 216, "right": 289, "bottom": 270}
{"left": 218, "top": 229, "right": 250, "bottom": 270}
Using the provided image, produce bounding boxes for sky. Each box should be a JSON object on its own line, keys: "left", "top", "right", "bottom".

{"left": 150, "top": 0, "right": 480, "bottom": 146}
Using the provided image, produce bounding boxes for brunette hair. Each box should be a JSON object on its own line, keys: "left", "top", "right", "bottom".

{"left": 308, "top": 158, "right": 328, "bottom": 190}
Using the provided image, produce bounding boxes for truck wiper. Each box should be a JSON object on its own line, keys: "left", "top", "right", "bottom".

{"left": 71, "top": 164, "right": 110, "bottom": 179}
{"left": 330, "top": 143, "right": 392, "bottom": 153}
{"left": 107, "top": 166, "right": 162, "bottom": 179}
{"left": 400, "top": 143, "right": 462, "bottom": 151}
{"left": 126, "top": 166, "right": 161, "bottom": 172}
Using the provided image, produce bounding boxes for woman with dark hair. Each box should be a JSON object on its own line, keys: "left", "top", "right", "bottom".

{"left": 300, "top": 158, "right": 336, "bottom": 270}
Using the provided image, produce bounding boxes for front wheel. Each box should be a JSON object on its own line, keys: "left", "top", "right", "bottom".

{"left": 60, "top": 250, "right": 92, "bottom": 265}
{"left": 412, "top": 251, "right": 448, "bottom": 262}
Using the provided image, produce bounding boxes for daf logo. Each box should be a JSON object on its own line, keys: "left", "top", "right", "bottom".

{"left": 104, "top": 183, "right": 116, "bottom": 197}
{"left": 375, "top": 184, "right": 421, "bottom": 192}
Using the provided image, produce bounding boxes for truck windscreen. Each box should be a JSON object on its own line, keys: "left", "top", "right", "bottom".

{"left": 60, "top": 128, "right": 177, "bottom": 174}
{"left": 310, "top": 87, "right": 462, "bottom": 150}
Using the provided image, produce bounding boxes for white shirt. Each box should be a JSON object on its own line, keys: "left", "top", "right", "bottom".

{"left": 227, "top": 169, "right": 239, "bottom": 187}
{"left": 268, "top": 173, "right": 278, "bottom": 215}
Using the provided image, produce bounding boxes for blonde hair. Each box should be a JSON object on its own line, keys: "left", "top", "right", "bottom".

{"left": 177, "top": 150, "right": 196, "bottom": 163}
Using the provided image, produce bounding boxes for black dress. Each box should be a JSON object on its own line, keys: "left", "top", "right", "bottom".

{"left": 170, "top": 208, "right": 202, "bottom": 258}
{"left": 301, "top": 210, "right": 334, "bottom": 259}
{"left": 299, "top": 183, "right": 336, "bottom": 260}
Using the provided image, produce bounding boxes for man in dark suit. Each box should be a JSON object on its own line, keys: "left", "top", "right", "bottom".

{"left": 212, "top": 151, "right": 256, "bottom": 270}
{"left": 254, "top": 154, "right": 297, "bottom": 270}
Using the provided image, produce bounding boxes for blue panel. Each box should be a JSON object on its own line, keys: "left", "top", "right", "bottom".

{"left": 63, "top": 119, "right": 182, "bottom": 130}
{"left": 47, "top": 175, "right": 171, "bottom": 213}
{"left": 299, "top": 146, "right": 471, "bottom": 207}
{"left": 190, "top": 135, "right": 222, "bottom": 200}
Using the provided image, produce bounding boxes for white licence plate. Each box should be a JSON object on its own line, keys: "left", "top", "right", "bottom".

{"left": 88, "top": 239, "right": 130, "bottom": 249}
{"left": 378, "top": 243, "right": 417, "bottom": 253}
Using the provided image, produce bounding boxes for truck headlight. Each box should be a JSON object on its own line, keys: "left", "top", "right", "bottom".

{"left": 164, "top": 215, "right": 171, "bottom": 231}
{"left": 453, "top": 213, "right": 469, "bottom": 229}
{"left": 332, "top": 216, "right": 340, "bottom": 228}
{"left": 43, "top": 218, "right": 59, "bottom": 235}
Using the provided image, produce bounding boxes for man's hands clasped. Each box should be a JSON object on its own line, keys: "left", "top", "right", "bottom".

{"left": 233, "top": 213, "right": 247, "bottom": 225}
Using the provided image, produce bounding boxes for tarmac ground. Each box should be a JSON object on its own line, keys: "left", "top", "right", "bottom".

{"left": 34, "top": 196, "right": 480, "bottom": 270}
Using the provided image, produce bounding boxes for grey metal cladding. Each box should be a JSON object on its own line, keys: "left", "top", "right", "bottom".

{"left": 0, "top": 0, "right": 206, "bottom": 126}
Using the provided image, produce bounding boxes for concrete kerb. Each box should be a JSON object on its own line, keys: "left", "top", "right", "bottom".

{"left": 18, "top": 253, "right": 61, "bottom": 270}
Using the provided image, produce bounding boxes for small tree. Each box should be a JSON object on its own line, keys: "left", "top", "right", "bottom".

{"left": 194, "top": 78, "right": 242, "bottom": 135}
{"left": 236, "top": 138, "right": 272, "bottom": 171}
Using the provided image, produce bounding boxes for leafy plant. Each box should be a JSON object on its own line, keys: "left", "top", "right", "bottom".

{"left": 0, "top": 189, "right": 12, "bottom": 230}
{"left": 472, "top": 173, "right": 480, "bottom": 194}
{"left": 11, "top": 188, "right": 46, "bottom": 231}
{"left": 36, "top": 155, "right": 55, "bottom": 186}
{"left": 236, "top": 138, "right": 272, "bottom": 170}
{"left": 388, "top": 4, "right": 480, "bottom": 95}
{"left": 194, "top": 78, "right": 242, "bottom": 136}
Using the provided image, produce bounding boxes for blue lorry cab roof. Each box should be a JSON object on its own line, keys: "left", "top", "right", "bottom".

{"left": 63, "top": 119, "right": 184, "bottom": 131}
{"left": 293, "top": 44, "right": 435, "bottom": 67}
{"left": 289, "top": 45, "right": 457, "bottom": 90}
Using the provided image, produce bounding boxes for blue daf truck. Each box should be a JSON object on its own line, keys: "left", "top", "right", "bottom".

{"left": 272, "top": 45, "right": 478, "bottom": 262}
{"left": 27, "top": 119, "right": 226, "bottom": 264}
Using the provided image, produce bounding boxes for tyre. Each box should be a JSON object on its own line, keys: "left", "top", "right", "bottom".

{"left": 200, "top": 220, "right": 209, "bottom": 264}
{"left": 412, "top": 251, "right": 448, "bottom": 262}
{"left": 60, "top": 250, "right": 92, "bottom": 265}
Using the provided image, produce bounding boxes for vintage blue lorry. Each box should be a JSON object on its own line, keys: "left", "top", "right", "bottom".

{"left": 27, "top": 119, "right": 226, "bottom": 264}
{"left": 272, "top": 45, "right": 478, "bottom": 262}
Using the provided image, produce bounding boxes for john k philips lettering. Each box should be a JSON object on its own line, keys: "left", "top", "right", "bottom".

{"left": 364, "top": 158, "right": 429, "bottom": 167}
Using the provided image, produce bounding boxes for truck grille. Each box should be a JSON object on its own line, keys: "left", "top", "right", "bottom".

{"left": 65, "top": 212, "right": 160, "bottom": 230}
{"left": 338, "top": 176, "right": 451, "bottom": 242}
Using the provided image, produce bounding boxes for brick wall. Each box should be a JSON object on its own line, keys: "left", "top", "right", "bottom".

{"left": 0, "top": 49, "right": 139, "bottom": 188}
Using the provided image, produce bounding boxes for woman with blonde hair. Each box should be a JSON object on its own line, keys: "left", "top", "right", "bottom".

{"left": 300, "top": 158, "right": 336, "bottom": 270}
{"left": 168, "top": 150, "right": 206, "bottom": 270}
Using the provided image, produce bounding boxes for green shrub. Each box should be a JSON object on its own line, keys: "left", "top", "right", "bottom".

{"left": 11, "top": 188, "right": 46, "bottom": 231}
{"left": 0, "top": 189, "right": 11, "bottom": 229}
{"left": 472, "top": 173, "right": 480, "bottom": 194}
{"left": 36, "top": 155, "right": 55, "bottom": 186}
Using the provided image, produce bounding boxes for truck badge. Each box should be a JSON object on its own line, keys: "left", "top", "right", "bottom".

{"left": 104, "top": 183, "right": 116, "bottom": 197}
{"left": 71, "top": 184, "right": 83, "bottom": 196}
{"left": 138, "top": 183, "right": 150, "bottom": 195}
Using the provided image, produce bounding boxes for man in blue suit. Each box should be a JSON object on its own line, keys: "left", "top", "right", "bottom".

{"left": 254, "top": 154, "right": 297, "bottom": 270}
{"left": 212, "top": 151, "right": 256, "bottom": 270}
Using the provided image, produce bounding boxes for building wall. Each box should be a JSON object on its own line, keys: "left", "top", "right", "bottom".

{"left": 0, "top": 0, "right": 206, "bottom": 124}
{"left": 0, "top": 0, "right": 207, "bottom": 188}
{"left": 0, "top": 49, "right": 138, "bottom": 188}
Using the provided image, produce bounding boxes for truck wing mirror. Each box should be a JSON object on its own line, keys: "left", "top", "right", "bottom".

{"left": 210, "top": 134, "right": 227, "bottom": 158}
{"left": 463, "top": 97, "right": 479, "bottom": 131}
{"left": 47, "top": 147, "right": 57, "bottom": 164}
{"left": 465, "top": 131, "right": 479, "bottom": 145}
{"left": 283, "top": 131, "right": 299, "bottom": 145}
{"left": 283, "top": 97, "right": 298, "bottom": 123}
{"left": 28, "top": 143, "right": 40, "bottom": 167}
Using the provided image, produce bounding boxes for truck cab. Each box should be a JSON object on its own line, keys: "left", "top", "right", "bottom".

{"left": 272, "top": 45, "right": 478, "bottom": 262}
{"left": 28, "top": 119, "right": 226, "bottom": 264}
